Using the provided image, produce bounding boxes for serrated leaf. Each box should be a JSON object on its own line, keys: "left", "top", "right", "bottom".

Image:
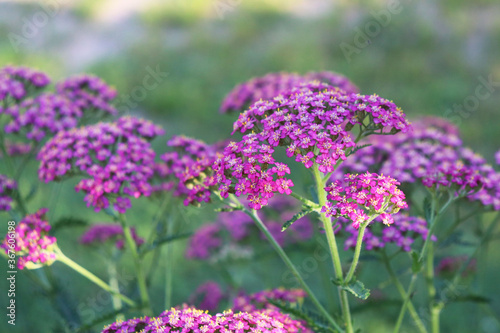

{"left": 346, "top": 144, "right": 372, "bottom": 158}
{"left": 51, "top": 217, "right": 89, "bottom": 232}
{"left": 423, "top": 196, "right": 433, "bottom": 223}
{"left": 282, "top": 208, "right": 315, "bottom": 231}
{"left": 140, "top": 232, "right": 193, "bottom": 256}
{"left": 410, "top": 250, "right": 422, "bottom": 273}
{"left": 341, "top": 280, "right": 371, "bottom": 300}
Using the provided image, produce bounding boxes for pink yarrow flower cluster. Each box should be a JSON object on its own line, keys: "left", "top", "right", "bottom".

{"left": 153, "top": 135, "right": 223, "bottom": 206}
{"left": 0, "top": 66, "right": 50, "bottom": 103}
{"left": 233, "top": 288, "right": 306, "bottom": 313}
{"left": 0, "top": 174, "right": 16, "bottom": 211}
{"left": 80, "top": 223, "right": 144, "bottom": 250}
{"left": 101, "top": 307, "right": 310, "bottom": 333}
{"left": 220, "top": 71, "right": 359, "bottom": 113}
{"left": 1, "top": 208, "right": 56, "bottom": 269}
{"left": 37, "top": 116, "right": 164, "bottom": 213}
{"left": 214, "top": 82, "right": 410, "bottom": 209}
{"left": 188, "top": 281, "right": 225, "bottom": 312}
{"left": 323, "top": 172, "right": 408, "bottom": 229}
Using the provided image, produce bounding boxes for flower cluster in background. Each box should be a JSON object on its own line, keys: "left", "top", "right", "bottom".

{"left": 186, "top": 196, "right": 313, "bottom": 261}
{"left": 220, "top": 71, "right": 359, "bottom": 113}
{"left": 188, "top": 281, "right": 225, "bottom": 312}
{"left": 153, "top": 135, "right": 224, "bottom": 206}
{"left": 80, "top": 223, "right": 144, "bottom": 250}
{"left": 38, "top": 116, "right": 164, "bottom": 213}
{"left": 332, "top": 117, "right": 500, "bottom": 210}
{"left": 233, "top": 288, "right": 306, "bottom": 312}
{"left": 436, "top": 255, "right": 477, "bottom": 278}
{"left": 0, "top": 174, "right": 16, "bottom": 211}
{"left": 101, "top": 307, "right": 310, "bottom": 333}
{"left": 214, "top": 81, "right": 410, "bottom": 209}
{"left": 323, "top": 172, "right": 408, "bottom": 228}
{"left": 1, "top": 208, "right": 56, "bottom": 269}
{"left": 338, "top": 214, "right": 434, "bottom": 252}
{"left": 0, "top": 66, "right": 50, "bottom": 102}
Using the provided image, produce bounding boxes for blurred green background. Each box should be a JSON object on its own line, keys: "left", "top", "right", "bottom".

{"left": 0, "top": 0, "right": 500, "bottom": 332}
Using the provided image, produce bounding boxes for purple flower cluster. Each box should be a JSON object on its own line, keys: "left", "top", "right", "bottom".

{"left": 333, "top": 117, "right": 500, "bottom": 209}
{"left": 233, "top": 288, "right": 306, "bottom": 313}
{"left": 220, "top": 71, "right": 359, "bottom": 113}
{"left": 1, "top": 208, "right": 57, "bottom": 269}
{"left": 495, "top": 150, "right": 500, "bottom": 165}
{"left": 214, "top": 82, "right": 410, "bottom": 209}
{"left": 436, "top": 255, "right": 476, "bottom": 278}
{"left": 0, "top": 66, "right": 50, "bottom": 102}
{"left": 0, "top": 175, "right": 16, "bottom": 211}
{"left": 338, "top": 214, "right": 434, "bottom": 252}
{"left": 153, "top": 135, "right": 223, "bottom": 206}
{"left": 102, "top": 307, "right": 309, "bottom": 333}
{"left": 186, "top": 197, "right": 313, "bottom": 260}
{"left": 323, "top": 172, "right": 408, "bottom": 229}
{"left": 80, "top": 223, "right": 144, "bottom": 250}
{"left": 0, "top": 140, "right": 31, "bottom": 157}
{"left": 56, "top": 74, "right": 118, "bottom": 116}
{"left": 37, "top": 116, "right": 164, "bottom": 213}
{"left": 188, "top": 281, "right": 225, "bottom": 312}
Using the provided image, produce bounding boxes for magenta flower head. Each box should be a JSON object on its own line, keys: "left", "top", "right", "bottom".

{"left": 1, "top": 208, "right": 57, "bottom": 270}
{"left": 153, "top": 135, "right": 224, "bottom": 206}
{"left": 495, "top": 150, "right": 500, "bottom": 166}
{"left": 436, "top": 255, "right": 476, "bottom": 278}
{"left": 339, "top": 214, "right": 434, "bottom": 252}
{"left": 188, "top": 281, "right": 225, "bottom": 312}
{"left": 214, "top": 82, "right": 410, "bottom": 209}
{"left": 80, "top": 223, "right": 144, "bottom": 250}
{"left": 323, "top": 172, "right": 408, "bottom": 229}
{"left": 0, "top": 175, "right": 16, "bottom": 211}
{"left": 37, "top": 116, "right": 164, "bottom": 213}
{"left": 102, "top": 307, "right": 311, "bottom": 333}
{"left": 0, "top": 66, "right": 50, "bottom": 102}
{"left": 56, "top": 74, "right": 118, "bottom": 116}
{"left": 220, "top": 71, "right": 359, "bottom": 113}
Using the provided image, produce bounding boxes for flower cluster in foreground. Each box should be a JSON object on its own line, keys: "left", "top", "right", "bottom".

{"left": 0, "top": 174, "right": 16, "bottom": 211}
{"left": 332, "top": 117, "right": 500, "bottom": 210}
{"left": 80, "top": 223, "right": 144, "bottom": 250}
{"left": 214, "top": 81, "right": 410, "bottom": 209}
{"left": 102, "top": 307, "right": 309, "bottom": 333}
{"left": 323, "top": 172, "right": 408, "bottom": 228}
{"left": 1, "top": 208, "right": 56, "bottom": 269}
{"left": 37, "top": 116, "right": 164, "bottom": 213}
{"left": 0, "top": 66, "right": 50, "bottom": 102}
{"left": 220, "top": 71, "right": 359, "bottom": 113}
{"left": 153, "top": 135, "right": 224, "bottom": 206}
{"left": 338, "top": 214, "right": 434, "bottom": 252}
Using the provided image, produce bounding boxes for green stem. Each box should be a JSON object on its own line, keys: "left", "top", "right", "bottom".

{"left": 313, "top": 165, "right": 353, "bottom": 333}
{"left": 344, "top": 215, "right": 377, "bottom": 284}
{"left": 290, "top": 191, "right": 319, "bottom": 208}
{"left": 107, "top": 261, "right": 125, "bottom": 321}
{"left": 393, "top": 273, "right": 418, "bottom": 333}
{"left": 55, "top": 248, "right": 135, "bottom": 307}
{"left": 118, "top": 214, "right": 152, "bottom": 316}
{"left": 229, "top": 195, "right": 344, "bottom": 333}
{"left": 381, "top": 251, "right": 427, "bottom": 333}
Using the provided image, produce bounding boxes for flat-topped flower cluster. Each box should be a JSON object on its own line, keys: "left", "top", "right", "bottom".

{"left": 214, "top": 81, "right": 411, "bottom": 209}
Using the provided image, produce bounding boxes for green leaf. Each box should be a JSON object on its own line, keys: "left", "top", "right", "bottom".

{"left": 346, "top": 144, "right": 372, "bottom": 158}
{"left": 139, "top": 232, "right": 193, "bottom": 256}
{"left": 282, "top": 207, "right": 316, "bottom": 231}
{"left": 448, "top": 294, "right": 490, "bottom": 304}
{"left": 338, "top": 279, "right": 371, "bottom": 300}
{"left": 410, "top": 250, "right": 422, "bottom": 273}
{"left": 423, "top": 196, "right": 433, "bottom": 223}
{"left": 51, "top": 217, "right": 89, "bottom": 233}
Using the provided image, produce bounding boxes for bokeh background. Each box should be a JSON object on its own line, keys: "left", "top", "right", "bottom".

{"left": 1, "top": 0, "right": 500, "bottom": 332}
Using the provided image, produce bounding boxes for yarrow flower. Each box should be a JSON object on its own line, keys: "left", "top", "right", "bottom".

{"left": 233, "top": 288, "right": 306, "bottom": 313}
{"left": 214, "top": 81, "right": 410, "bottom": 209}
{"left": 80, "top": 223, "right": 144, "bottom": 250}
{"left": 37, "top": 116, "right": 164, "bottom": 213}
{"left": 1, "top": 208, "right": 57, "bottom": 269}
{"left": 101, "top": 307, "right": 310, "bottom": 333}
{"left": 323, "top": 172, "right": 408, "bottom": 229}
{"left": 0, "top": 140, "right": 31, "bottom": 157}
{"left": 338, "top": 214, "right": 434, "bottom": 252}
{"left": 220, "top": 71, "right": 359, "bottom": 113}
{"left": 0, "top": 66, "right": 50, "bottom": 103}
{"left": 186, "top": 197, "right": 313, "bottom": 260}
{"left": 0, "top": 175, "right": 16, "bottom": 211}
{"left": 153, "top": 135, "right": 224, "bottom": 206}
{"left": 436, "top": 255, "right": 476, "bottom": 278}
{"left": 188, "top": 281, "right": 225, "bottom": 312}
{"left": 332, "top": 117, "right": 500, "bottom": 210}
{"left": 56, "top": 74, "right": 118, "bottom": 116}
